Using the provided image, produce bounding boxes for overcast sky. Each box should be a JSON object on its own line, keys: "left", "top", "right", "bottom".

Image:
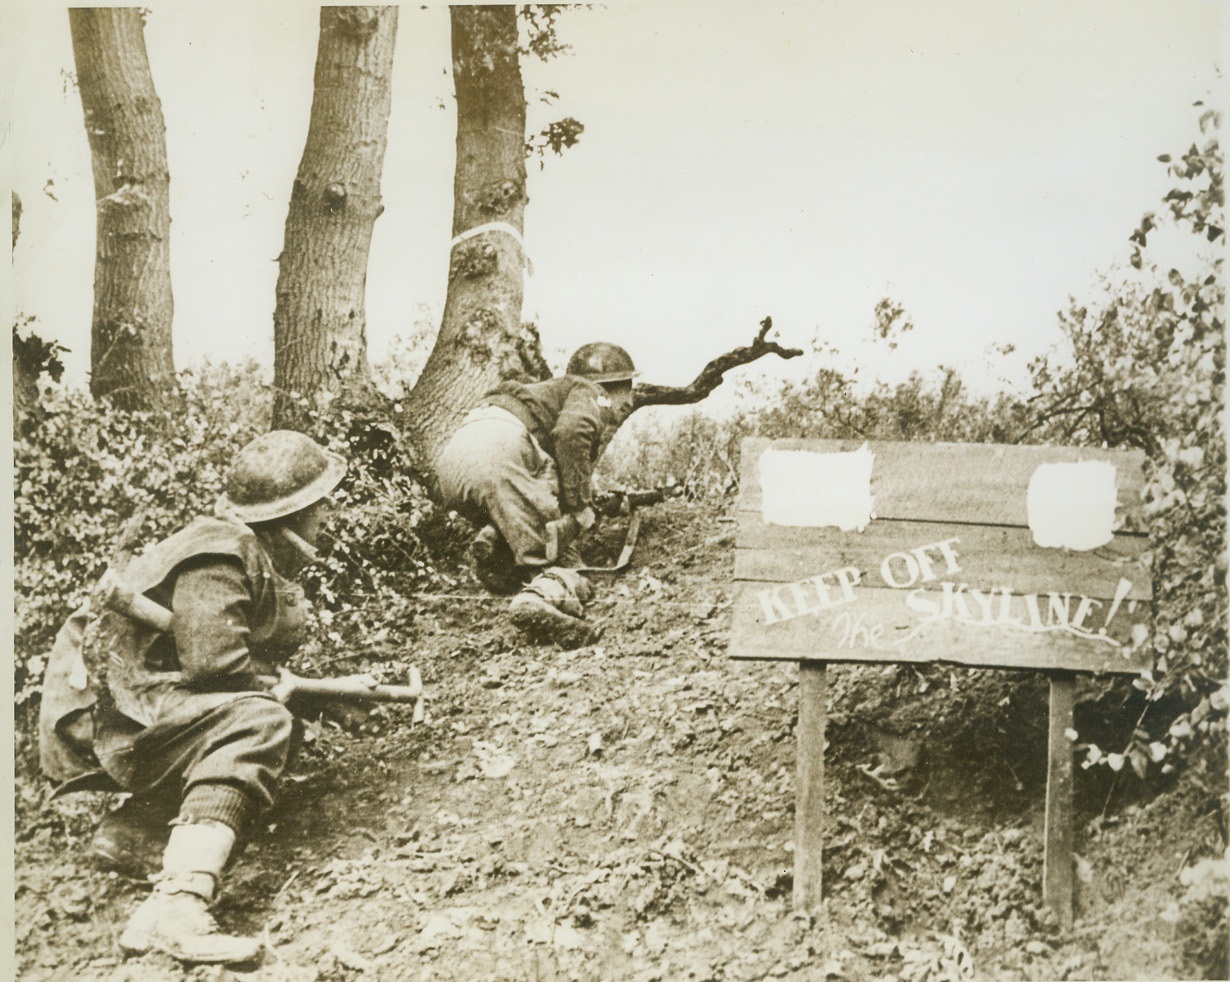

{"left": 4, "top": 1, "right": 1224, "bottom": 398}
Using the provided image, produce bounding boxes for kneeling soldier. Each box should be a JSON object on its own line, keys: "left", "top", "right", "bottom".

{"left": 38, "top": 430, "right": 346, "bottom": 965}
{"left": 436, "top": 342, "right": 637, "bottom": 645}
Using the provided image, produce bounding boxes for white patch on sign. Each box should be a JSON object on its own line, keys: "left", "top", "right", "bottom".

{"left": 1027, "top": 460, "right": 1117, "bottom": 550}
{"left": 759, "top": 444, "right": 875, "bottom": 530}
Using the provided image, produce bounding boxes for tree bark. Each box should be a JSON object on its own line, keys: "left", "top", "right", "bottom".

{"left": 69, "top": 7, "right": 176, "bottom": 410}
{"left": 273, "top": 6, "right": 398, "bottom": 429}
{"left": 631, "top": 318, "right": 803, "bottom": 411}
{"left": 403, "top": 5, "right": 531, "bottom": 468}
{"left": 12, "top": 191, "right": 35, "bottom": 420}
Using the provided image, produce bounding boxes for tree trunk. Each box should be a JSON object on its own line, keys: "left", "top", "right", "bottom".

{"left": 12, "top": 192, "right": 35, "bottom": 420}
{"left": 272, "top": 6, "right": 398, "bottom": 430}
{"left": 69, "top": 8, "right": 176, "bottom": 411}
{"left": 404, "top": 5, "right": 531, "bottom": 469}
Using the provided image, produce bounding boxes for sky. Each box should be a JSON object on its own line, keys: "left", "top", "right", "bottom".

{"left": 3, "top": 1, "right": 1225, "bottom": 400}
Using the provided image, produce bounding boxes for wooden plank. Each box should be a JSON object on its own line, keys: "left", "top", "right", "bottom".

{"left": 737, "top": 438, "right": 1147, "bottom": 531}
{"left": 729, "top": 582, "right": 1150, "bottom": 674}
{"left": 735, "top": 520, "right": 1151, "bottom": 602}
{"left": 1043, "top": 674, "right": 1076, "bottom": 929}
{"left": 794, "top": 660, "right": 826, "bottom": 913}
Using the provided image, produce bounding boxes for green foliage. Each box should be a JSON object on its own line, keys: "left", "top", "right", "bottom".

{"left": 290, "top": 388, "right": 465, "bottom": 605}
{"left": 12, "top": 316, "right": 67, "bottom": 384}
{"left": 872, "top": 296, "right": 915, "bottom": 350}
{"left": 602, "top": 355, "right": 1033, "bottom": 497}
{"left": 519, "top": 5, "right": 570, "bottom": 62}
{"left": 526, "top": 116, "right": 585, "bottom": 165}
{"left": 14, "top": 364, "right": 268, "bottom": 700}
{"left": 1028, "top": 106, "right": 1226, "bottom": 777}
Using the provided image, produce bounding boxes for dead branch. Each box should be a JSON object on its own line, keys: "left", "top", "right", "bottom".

{"left": 631, "top": 317, "right": 803, "bottom": 411}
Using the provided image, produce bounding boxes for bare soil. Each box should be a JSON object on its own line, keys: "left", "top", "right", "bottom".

{"left": 13, "top": 500, "right": 1226, "bottom": 981}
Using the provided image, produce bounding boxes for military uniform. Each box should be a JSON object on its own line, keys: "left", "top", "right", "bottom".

{"left": 40, "top": 515, "right": 303, "bottom": 833}
{"left": 40, "top": 429, "right": 346, "bottom": 966}
{"left": 437, "top": 375, "right": 627, "bottom": 569}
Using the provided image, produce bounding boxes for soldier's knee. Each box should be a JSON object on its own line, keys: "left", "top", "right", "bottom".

{"left": 232, "top": 696, "right": 296, "bottom": 746}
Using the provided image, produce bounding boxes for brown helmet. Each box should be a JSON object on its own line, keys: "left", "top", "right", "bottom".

{"left": 566, "top": 342, "right": 638, "bottom": 384}
{"left": 215, "top": 431, "right": 346, "bottom": 524}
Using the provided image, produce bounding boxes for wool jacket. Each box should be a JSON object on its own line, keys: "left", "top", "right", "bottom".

{"left": 39, "top": 515, "right": 307, "bottom": 784}
{"left": 482, "top": 375, "right": 625, "bottom": 511}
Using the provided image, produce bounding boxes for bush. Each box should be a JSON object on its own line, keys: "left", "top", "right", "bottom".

{"left": 600, "top": 358, "right": 1034, "bottom": 496}
{"left": 14, "top": 363, "right": 270, "bottom": 698}
{"left": 1028, "top": 108, "right": 1226, "bottom": 778}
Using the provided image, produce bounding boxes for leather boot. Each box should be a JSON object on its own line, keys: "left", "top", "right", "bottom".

{"left": 509, "top": 567, "right": 600, "bottom": 648}
{"left": 119, "top": 821, "right": 262, "bottom": 965}
{"left": 90, "top": 793, "right": 176, "bottom": 881}
{"left": 470, "top": 525, "right": 526, "bottom": 595}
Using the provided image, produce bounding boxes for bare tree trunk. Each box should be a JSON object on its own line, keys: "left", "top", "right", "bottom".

{"left": 272, "top": 6, "right": 398, "bottom": 429}
{"left": 404, "top": 5, "right": 531, "bottom": 468}
{"left": 69, "top": 7, "right": 175, "bottom": 411}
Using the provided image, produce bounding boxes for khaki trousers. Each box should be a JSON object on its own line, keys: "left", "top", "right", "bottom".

{"left": 437, "top": 406, "right": 573, "bottom": 568}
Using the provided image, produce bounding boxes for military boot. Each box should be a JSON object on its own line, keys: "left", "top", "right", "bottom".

{"left": 509, "top": 567, "right": 600, "bottom": 648}
{"left": 119, "top": 821, "right": 262, "bottom": 965}
{"left": 470, "top": 525, "right": 527, "bottom": 595}
{"left": 90, "top": 793, "right": 176, "bottom": 881}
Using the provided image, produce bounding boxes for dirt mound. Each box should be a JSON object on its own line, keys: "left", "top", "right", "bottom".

{"left": 14, "top": 499, "right": 1225, "bottom": 980}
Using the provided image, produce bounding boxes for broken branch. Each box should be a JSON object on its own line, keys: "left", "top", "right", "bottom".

{"left": 631, "top": 317, "right": 803, "bottom": 411}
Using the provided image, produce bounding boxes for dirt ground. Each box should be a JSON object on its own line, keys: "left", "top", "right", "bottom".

{"left": 13, "top": 499, "right": 1227, "bottom": 981}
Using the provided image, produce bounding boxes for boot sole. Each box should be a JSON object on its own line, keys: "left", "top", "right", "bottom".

{"left": 510, "top": 596, "right": 600, "bottom": 649}
{"left": 119, "top": 928, "right": 262, "bottom": 966}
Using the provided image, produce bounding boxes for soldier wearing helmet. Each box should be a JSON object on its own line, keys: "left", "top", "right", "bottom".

{"left": 38, "top": 430, "right": 346, "bottom": 965}
{"left": 436, "top": 342, "right": 638, "bottom": 645}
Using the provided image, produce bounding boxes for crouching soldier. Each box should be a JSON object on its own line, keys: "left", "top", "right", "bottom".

{"left": 38, "top": 430, "right": 346, "bottom": 965}
{"left": 436, "top": 342, "right": 637, "bottom": 646}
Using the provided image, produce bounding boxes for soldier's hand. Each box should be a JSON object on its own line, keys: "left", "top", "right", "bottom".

{"left": 574, "top": 506, "right": 596, "bottom": 530}
{"left": 269, "top": 667, "right": 298, "bottom": 704}
{"left": 597, "top": 492, "right": 631, "bottom": 517}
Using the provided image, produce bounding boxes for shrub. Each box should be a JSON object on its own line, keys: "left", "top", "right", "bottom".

{"left": 1028, "top": 107, "right": 1226, "bottom": 778}
{"left": 600, "top": 356, "right": 1034, "bottom": 496}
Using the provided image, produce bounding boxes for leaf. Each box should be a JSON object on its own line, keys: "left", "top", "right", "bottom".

{"left": 1106, "top": 752, "right": 1125, "bottom": 772}
{"left": 1129, "top": 747, "right": 1149, "bottom": 779}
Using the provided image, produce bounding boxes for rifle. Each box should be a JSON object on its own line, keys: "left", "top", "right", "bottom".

{"left": 99, "top": 574, "right": 425, "bottom": 722}
{"left": 592, "top": 484, "right": 682, "bottom": 517}
{"left": 579, "top": 483, "right": 684, "bottom": 573}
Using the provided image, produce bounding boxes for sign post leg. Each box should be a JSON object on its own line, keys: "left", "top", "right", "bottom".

{"left": 794, "top": 659, "right": 826, "bottom": 913}
{"left": 1043, "top": 671, "right": 1076, "bottom": 930}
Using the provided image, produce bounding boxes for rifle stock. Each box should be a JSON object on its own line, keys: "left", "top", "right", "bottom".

{"left": 100, "top": 573, "right": 426, "bottom": 722}
{"left": 260, "top": 668, "right": 426, "bottom": 723}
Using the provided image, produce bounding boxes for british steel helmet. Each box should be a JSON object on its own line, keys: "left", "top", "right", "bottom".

{"left": 215, "top": 430, "right": 346, "bottom": 524}
{"left": 566, "top": 342, "right": 638, "bottom": 384}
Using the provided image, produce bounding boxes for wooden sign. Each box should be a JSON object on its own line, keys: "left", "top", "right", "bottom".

{"left": 728, "top": 438, "right": 1152, "bottom": 925}
{"left": 731, "top": 438, "right": 1151, "bottom": 674}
